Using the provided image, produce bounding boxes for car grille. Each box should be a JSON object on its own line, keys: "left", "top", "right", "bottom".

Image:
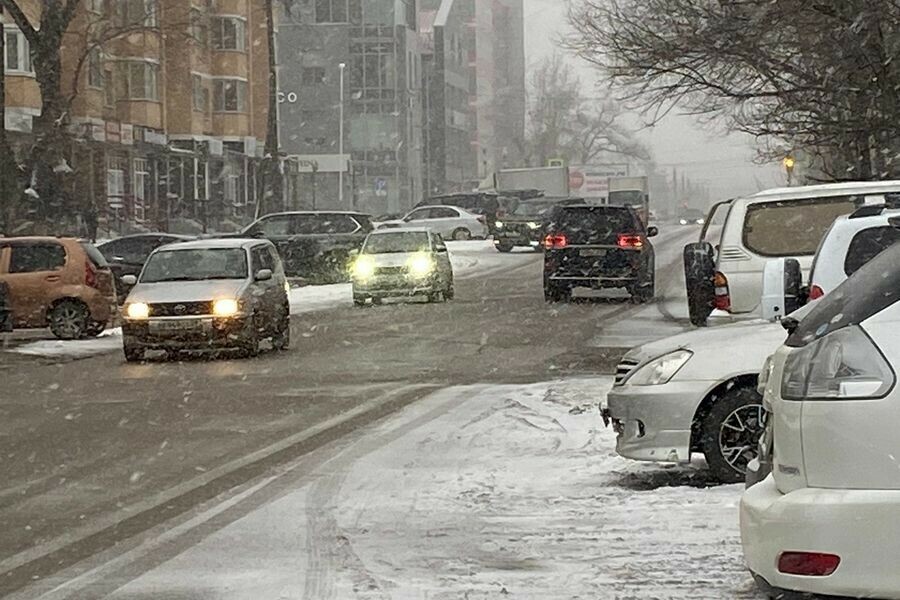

{"left": 376, "top": 266, "right": 406, "bottom": 276}
{"left": 615, "top": 358, "right": 641, "bottom": 385}
{"left": 149, "top": 301, "right": 213, "bottom": 317}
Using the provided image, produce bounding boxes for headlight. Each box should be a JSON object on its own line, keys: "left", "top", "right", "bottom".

{"left": 126, "top": 302, "right": 150, "bottom": 320}
{"left": 679, "top": 219, "right": 688, "bottom": 225}
{"left": 495, "top": 221, "right": 504, "bottom": 229}
{"left": 627, "top": 349, "right": 693, "bottom": 386}
{"left": 352, "top": 256, "right": 376, "bottom": 280}
{"left": 528, "top": 222, "right": 541, "bottom": 230}
{"left": 696, "top": 218, "right": 705, "bottom": 225}
{"left": 407, "top": 253, "right": 434, "bottom": 278}
{"left": 781, "top": 326, "right": 894, "bottom": 400}
{"left": 212, "top": 298, "right": 240, "bottom": 317}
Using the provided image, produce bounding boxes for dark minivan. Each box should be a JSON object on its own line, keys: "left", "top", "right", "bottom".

{"left": 542, "top": 204, "right": 658, "bottom": 303}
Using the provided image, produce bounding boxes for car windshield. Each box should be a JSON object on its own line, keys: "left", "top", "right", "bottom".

{"left": 140, "top": 249, "right": 248, "bottom": 283}
{"left": 10, "top": 2, "right": 900, "bottom": 598}
{"left": 364, "top": 232, "right": 430, "bottom": 254}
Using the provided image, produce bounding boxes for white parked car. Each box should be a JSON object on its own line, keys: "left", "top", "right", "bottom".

{"left": 741, "top": 242, "right": 900, "bottom": 599}
{"left": 685, "top": 181, "right": 900, "bottom": 326}
{"left": 608, "top": 205, "right": 900, "bottom": 483}
{"left": 377, "top": 205, "right": 488, "bottom": 241}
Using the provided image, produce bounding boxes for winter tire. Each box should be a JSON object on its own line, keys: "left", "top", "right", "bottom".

{"left": 49, "top": 300, "right": 89, "bottom": 340}
{"left": 700, "top": 386, "right": 767, "bottom": 484}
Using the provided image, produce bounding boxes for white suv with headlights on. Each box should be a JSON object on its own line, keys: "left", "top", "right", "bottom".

{"left": 741, "top": 242, "right": 900, "bottom": 600}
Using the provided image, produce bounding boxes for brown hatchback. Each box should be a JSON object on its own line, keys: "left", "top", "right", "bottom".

{"left": 0, "top": 237, "right": 117, "bottom": 339}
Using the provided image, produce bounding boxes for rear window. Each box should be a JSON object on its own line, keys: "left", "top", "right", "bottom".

{"left": 296, "top": 214, "right": 359, "bottom": 234}
{"left": 743, "top": 197, "right": 857, "bottom": 257}
{"left": 80, "top": 242, "right": 109, "bottom": 268}
{"left": 547, "top": 206, "right": 639, "bottom": 244}
{"left": 844, "top": 226, "right": 900, "bottom": 276}
{"left": 788, "top": 243, "right": 900, "bottom": 347}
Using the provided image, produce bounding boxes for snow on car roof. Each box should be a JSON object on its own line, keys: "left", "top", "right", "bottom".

{"left": 743, "top": 180, "right": 900, "bottom": 204}
{"left": 369, "top": 227, "right": 431, "bottom": 234}
{"left": 155, "top": 238, "right": 265, "bottom": 251}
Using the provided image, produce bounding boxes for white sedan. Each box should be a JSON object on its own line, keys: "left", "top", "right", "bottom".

{"left": 741, "top": 242, "right": 900, "bottom": 599}
{"left": 376, "top": 205, "right": 488, "bottom": 241}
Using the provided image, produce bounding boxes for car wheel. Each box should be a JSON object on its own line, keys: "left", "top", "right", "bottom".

{"left": 353, "top": 295, "right": 369, "bottom": 307}
{"left": 700, "top": 386, "right": 767, "bottom": 484}
{"left": 496, "top": 243, "right": 513, "bottom": 253}
{"left": 630, "top": 280, "right": 655, "bottom": 304}
{"left": 452, "top": 228, "right": 472, "bottom": 241}
{"left": 239, "top": 315, "right": 260, "bottom": 357}
{"left": 272, "top": 314, "right": 290, "bottom": 351}
{"left": 445, "top": 283, "right": 455, "bottom": 300}
{"left": 544, "top": 282, "right": 570, "bottom": 303}
{"left": 49, "top": 300, "right": 89, "bottom": 340}
{"left": 84, "top": 320, "right": 107, "bottom": 338}
{"left": 123, "top": 344, "right": 144, "bottom": 363}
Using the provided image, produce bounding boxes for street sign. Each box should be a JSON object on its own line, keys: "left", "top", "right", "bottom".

{"left": 374, "top": 177, "right": 388, "bottom": 197}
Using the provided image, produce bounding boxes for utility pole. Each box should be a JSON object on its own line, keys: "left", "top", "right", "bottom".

{"left": 338, "top": 62, "right": 346, "bottom": 208}
{"left": 261, "top": 0, "right": 282, "bottom": 217}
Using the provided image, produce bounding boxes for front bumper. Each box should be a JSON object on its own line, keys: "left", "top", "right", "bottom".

{"left": 353, "top": 275, "right": 439, "bottom": 298}
{"left": 123, "top": 315, "right": 251, "bottom": 350}
{"left": 493, "top": 227, "right": 542, "bottom": 247}
{"left": 741, "top": 476, "right": 900, "bottom": 599}
{"left": 605, "top": 380, "right": 713, "bottom": 463}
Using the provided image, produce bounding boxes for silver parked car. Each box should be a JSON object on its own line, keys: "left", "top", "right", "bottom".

{"left": 377, "top": 205, "right": 489, "bottom": 240}
{"left": 351, "top": 229, "right": 454, "bottom": 305}
{"left": 120, "top": 239, "right": 291, "bottom": 361}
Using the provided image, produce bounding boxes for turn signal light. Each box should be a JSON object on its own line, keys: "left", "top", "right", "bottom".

{"left": 617, "top": 234, "right": 644, "bottom": 249}
{"left": 778, "top": 552, "right": 841, "bottom": 577}
{"left": 543, "top": 234, "right": 568, "bottom": 249}
{"left": 809, "top": 284, "right": 825, "bottom": 300}
{"left": 85, "top": 261, "right": 99, "bottom": 289}
{"left": 713, "top": 271, "right": 731, "bottom": 311}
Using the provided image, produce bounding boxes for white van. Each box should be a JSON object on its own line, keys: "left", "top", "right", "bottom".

{"left": 685, "top": 181, "right": 900, "bottom": 325}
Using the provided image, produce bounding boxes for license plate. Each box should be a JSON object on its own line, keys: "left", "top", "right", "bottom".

{"left": 150, "top": 319, "right": 202, "bottom": 333}
{"left": 580, "top": 249, "right": 606, "bottom": 257}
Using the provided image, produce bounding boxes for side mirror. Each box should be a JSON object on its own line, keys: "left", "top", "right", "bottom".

{"left": 761, "top": 258, "right": 805, "bottom": 321}
{"left": 646, "top": 226, "right": 659, "bottom": 238}
{"left": 121, "top": 275, "right": 138, "bottom": 286}
{"left": 255, "top": 269, "right": 273, "bottom": 282}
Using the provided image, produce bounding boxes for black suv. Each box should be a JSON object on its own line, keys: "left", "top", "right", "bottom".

{"left": 241, "top": 211, "right": 374, "bottom": 281}
{"left": 543, "top": 204, "right": 658, "bottom": 303}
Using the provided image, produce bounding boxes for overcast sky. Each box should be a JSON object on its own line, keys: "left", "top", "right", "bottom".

{"left": 523, "top": 0, "right": 784, "bottom": 201}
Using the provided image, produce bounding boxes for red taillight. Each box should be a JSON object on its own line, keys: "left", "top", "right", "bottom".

{"left": 713, "top": 271, "right": 731, "bottom": 311}
{"left": 809, "top": 284, "right": 825, "bottom": 300}
{"left": 778, "top": 552, "right": 841, "bottom": 577}
{"left": 85, "top": 260, "right": 99, "bottom": 289}
{"left": 617, "top": 234, "right": 644, "bottom": 249}
{"left": 543, "top": 234, "right": 568, "bottom": 249}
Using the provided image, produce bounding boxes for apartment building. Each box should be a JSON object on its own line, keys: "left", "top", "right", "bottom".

{"left": 277, "top": 0, "right": 423, "bottom": 215}
{"left": 2, "top": 0, "right": 277, "bottom": 235}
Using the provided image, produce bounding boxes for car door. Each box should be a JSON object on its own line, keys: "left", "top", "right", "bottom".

{"left": 432, "top": 233, "right": 452, "bottom": 284}
{"left": 3, "top": 241, "right": 68, "bottom": 327}
{"left": 402, "top": 207, "right": 434, "bottom": 228}
{"left": 429, "top": 207, "right": 461, "bottom": 237}
{"left": 248, "top": 214, "right": 299, "bottom": 275}
{"left": 250, "top": 246, "right": 281, "bottom": 328}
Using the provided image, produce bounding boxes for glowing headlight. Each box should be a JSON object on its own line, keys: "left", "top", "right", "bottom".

{"left": 407, "top": 253, "right": 434, "bottom": 278}
{"left": 126, "top": 302, "right": 150, "bottom": 320}
{"left": 495, "top": 221, "right": 504, "bottom": 229}
{"left": 528, "top": 222, "right": 541, "bottom": 230}
{"left": 353, "top": 256, "right": 376, "bottom": 280}
{"left": 627, "top": 350, "right": 693, "bottom": 386}
{"left": 679, "top": 219, "right": 688, "bottom": 225}
{"left": 212, "top": 298, "right": 240, "bottom": 317}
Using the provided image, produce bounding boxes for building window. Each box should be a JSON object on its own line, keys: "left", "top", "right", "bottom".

{"left": 349, "top": 40, "right": 396, "bottom": 104}
{"left": 88, "top": 48, "right": 104, "bottom": 89}
{"left": 104, "top": 68, "right": 116, "bottom": 105}
{"left": 192, "top": 75, "right": 210, "bottom": 112}
{"left": 107, "top": 156, "right": 128, "bottom": 212}
{"left": 316, "top": 0, "right": 362, "bottom": 23}
{"left": 4, "top": 28, "right": 32, "bottom": 74}
{"left": 211, "top": 16, "right": 246, "bottom": 51}
{"left": 213, "top": 79, "right": 247, "bottom": 112}
{"left": 115, "top": 61, "right": 159, "bottom": 101}
{"left": 190, "top": 8, "right": 208, "bottom": 47}
{"left": 115, "top": 0, "right": 158, "bottom": 27}
{"left": 133, "top": 159, "right": 150, "bottom": 223}
{"left": 302, "top": 67, "right": 326, "bottom": 85}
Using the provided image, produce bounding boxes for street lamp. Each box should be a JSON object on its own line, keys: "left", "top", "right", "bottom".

{"left": 338, "top": 62, "right": 346, "bottom": 207}
{"left": 783, "top": 154, "right": 796, "bottom": 185}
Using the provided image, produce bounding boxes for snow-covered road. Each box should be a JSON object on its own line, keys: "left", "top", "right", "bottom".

{"left": 35, "top": 379, "right": 763, "bottom": 599}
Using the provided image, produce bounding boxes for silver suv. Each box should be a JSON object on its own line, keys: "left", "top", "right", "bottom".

{"left": 121, "top": 239, "right": 291, "bottom": 361}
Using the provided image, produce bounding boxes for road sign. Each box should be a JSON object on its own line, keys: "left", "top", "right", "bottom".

{"left": 374, "top": 177, "right": 388, "bottom": 197}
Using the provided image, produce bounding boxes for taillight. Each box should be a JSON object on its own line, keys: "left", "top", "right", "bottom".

{"left": 713, "top": 271, "right": 731, "bottom": 311}
{"left": 543, "top": 234, "right": 568, "bottom": 249}
{"left": 617, "top": 234, "right": 644, "bottom": 249}
{"left": 85, "top": 260, "right": 99, "bottom": 289}
{"left": 778, "top": 552, "right": 841, "bottom": 576}
{"left": 809, "top": 284, "right": 825, "bottom": 300}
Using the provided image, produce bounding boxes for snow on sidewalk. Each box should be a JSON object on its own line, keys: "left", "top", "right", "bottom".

{"left": 94, "top": 379, "right": 762, "bottom": 600}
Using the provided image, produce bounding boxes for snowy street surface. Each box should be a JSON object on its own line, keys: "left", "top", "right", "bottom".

{"left": 21, "top": 379, "right": 761, "bottom": 599}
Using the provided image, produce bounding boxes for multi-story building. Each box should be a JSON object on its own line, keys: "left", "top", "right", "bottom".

{"left": 2, "top": 0, "right": 278, "bottom": 235}
{"left": 419, "top": 0, "right": 525, "bottom": 195}
{"left": 277, "top": 0, "right": 423, "bottom": 215}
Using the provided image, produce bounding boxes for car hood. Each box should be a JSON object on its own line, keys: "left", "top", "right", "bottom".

{"left": 365, "top": 253, "right": 424, "bottom": 267}
{"left": 625, "top": 319, "right": 781, "bottom": 364}
{"left": 127, "top": 280, "right": 248, "bottom": 304}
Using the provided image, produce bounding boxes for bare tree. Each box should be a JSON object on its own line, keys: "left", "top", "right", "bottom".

{"left": 525, "top": 55, "right": 649, "bottom": 167}
{"left": 567, "top": 0, "right": 900, "bottom": 180}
